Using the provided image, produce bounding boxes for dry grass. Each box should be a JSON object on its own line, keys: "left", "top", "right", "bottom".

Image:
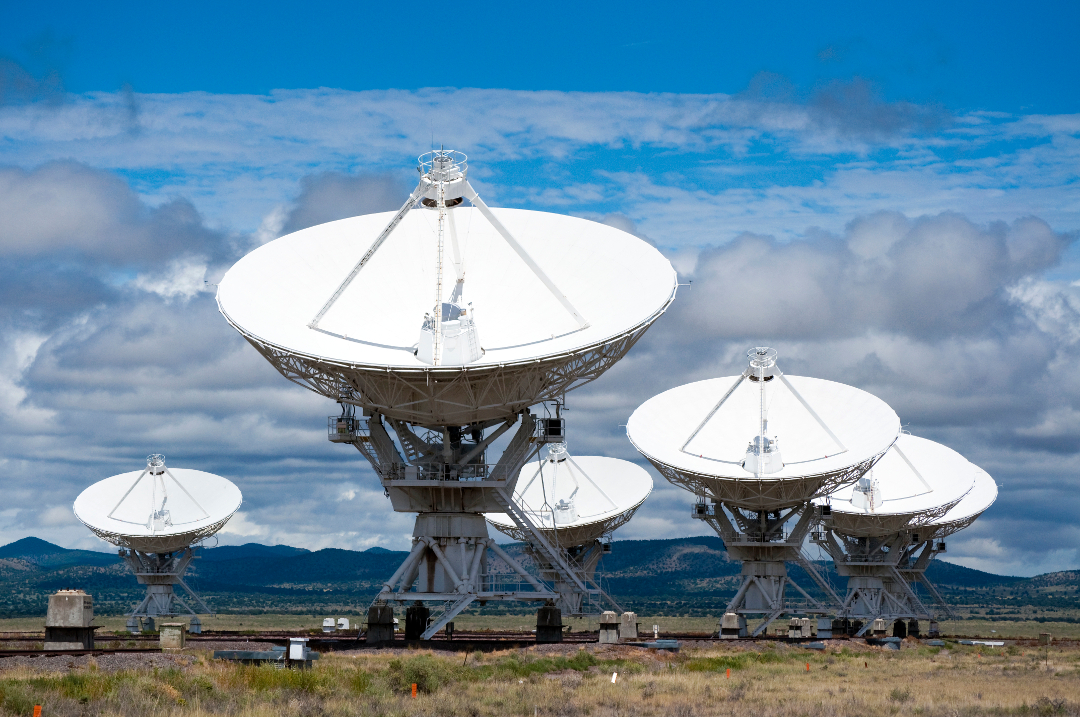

{"left": 0, "top": 639, "right": 1076, "bottom": 715}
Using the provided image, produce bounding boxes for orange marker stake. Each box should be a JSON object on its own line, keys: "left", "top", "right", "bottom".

{"left": 33, "top": 708, "right": 41, "bottom": 717}
{"left": 411, "top": 683, "right": 417, "bottom": 698}
{"left": 726, "top": 668, "right": 730, "bottom": 679}
{"left": 806, "top": 663, "right": 810, "bottom": 672}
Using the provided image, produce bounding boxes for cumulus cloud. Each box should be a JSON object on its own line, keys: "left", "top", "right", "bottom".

{"left": 280, "top": 172, "right": 408, "bottom": 236}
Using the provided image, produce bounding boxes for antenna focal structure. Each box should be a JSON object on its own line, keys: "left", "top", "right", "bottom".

{"left": 73, "top": 455, "right": 242, "bottom": 619}
{"left": 217, "top": 150, "right": 677, "bottom": 639}
{"left": 628, "top": 347, "right": 901, "bottom": 636}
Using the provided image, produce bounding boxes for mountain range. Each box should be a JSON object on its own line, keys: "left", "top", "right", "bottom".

{"left": 0, "top": 536, "right": 1070, "bottom": 618}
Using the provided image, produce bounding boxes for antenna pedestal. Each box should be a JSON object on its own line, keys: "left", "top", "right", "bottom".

{"left": 810, "top": 528, "right": 933, "bottom": 635}
{"left": 121, "top": 547, "right": 213, "bottom": 618}
{"left": 694, "top": 501, "right": 840, "bottom": 637}
{"left": 336, "top": 408, "right": 600, "bottom": 640}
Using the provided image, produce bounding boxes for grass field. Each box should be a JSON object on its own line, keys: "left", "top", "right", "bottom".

{"left": 0, "top": 639, "right": 1077, "bottom": 716}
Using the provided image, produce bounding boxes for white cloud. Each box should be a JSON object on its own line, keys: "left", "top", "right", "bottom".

{"left": 131, "top": 256, "right": 208, "bottom": 302}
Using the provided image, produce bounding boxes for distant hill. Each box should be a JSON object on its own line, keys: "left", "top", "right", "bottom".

{"left": 199, "top": 544, "right": 310, "bottom": 562}
{"left": 0, "top": 537, "right": 118, "bottom": 568}
{"left": 0, "top": 535, "right": 1070, "bottom": 617}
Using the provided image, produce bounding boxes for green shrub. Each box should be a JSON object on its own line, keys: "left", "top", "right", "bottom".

{"left": 0, "top": 681, "right": 37, "bottom": 716}
{"left": 386, "top": 655, "right": 467, "bottom": 694}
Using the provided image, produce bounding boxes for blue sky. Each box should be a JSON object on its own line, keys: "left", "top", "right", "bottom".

{"left": 1, "top": 3, "right": 1080, "bottom": 577}
{"left": 4, "top": 1, "right": 1079, "bottom": 110}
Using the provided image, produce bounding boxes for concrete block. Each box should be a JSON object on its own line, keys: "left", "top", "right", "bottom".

{"left": 598, "top": 611, "right": 618, "bottom": 644}
{"left": 619, "top": 612, "right": 638, "bottom": 641}
{"left": 46, "top": 590, "right": 93, "bottom": 628}
{"left": 160, "top": 623, "right": 186, "bottom": 650}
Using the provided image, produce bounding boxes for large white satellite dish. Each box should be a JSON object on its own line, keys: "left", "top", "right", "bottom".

{"left": 928, "top": 466, "right": 997, "bottom": 537}
{"left": 73, "top": 455, "right": 241, "bottom": 618}
{"left": 818, "top": 434, "right": 976, "bottom": 537}
{"left": 487, "top": 444, "right": 653, "bottom": 546}
{"left": 217, "top": 152, "right": 677, "bottom": 426}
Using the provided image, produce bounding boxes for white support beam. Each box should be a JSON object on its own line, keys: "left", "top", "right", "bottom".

{"left": 462, "top": 180, "right": 588, "bottom": 330}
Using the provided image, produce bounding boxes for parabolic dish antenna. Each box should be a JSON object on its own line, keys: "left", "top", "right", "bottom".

{"left": 487, "top": 443, "right": 653, "bottom": 546}
{"left": 627, "top": 349, "right": 901, "bottom": 510}
{"left": 74, "top": 455, "right": 242, "bottom": 554}
{"left": 217, "top": 151, "right": 677, "bottom": 426}
{"left": 927, "top": 466, "right": 998, "bottom": 537}
{"left": 816, "top": 434, "right": 977, "bottom": 537}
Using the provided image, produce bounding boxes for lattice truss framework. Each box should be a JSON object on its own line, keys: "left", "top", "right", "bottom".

{"left": 235, "top": 313, "right": 661, "bottom": 426}
{"left": 121, "top": 547, "right": 214, "bottom": 617}
{"left": 651, "top": 451, "right": 885, "bottom": 511}
{"left": 810, "top": 528, "right": 932, "bottom": 632}
{"left": 87, "top": 516, "right": 233, "bottom": 555}
{"left": 338, "top": 410, "right": 608, "bottom": 639}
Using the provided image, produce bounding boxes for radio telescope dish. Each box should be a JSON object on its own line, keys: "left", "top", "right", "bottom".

{"left": 817, "top": 434, "right": 977, "bottom": 537}
{"left": 74, "top": 455, "right": 242, "bottom": 553}
{"left": 928, "top": 466, "right": 997, "bottom": 537}
{"left": 217, "top": 152, "right": 677, "bottom": 426}
{"left": 628, "top": 347, "right": 900, "bottom": 636}
{"left": 73, "top": 455, "right": 241, "bottom": 620}
{"left": 627, "top": 350, "right": 900, "bottom": 511}
{"left": 486, "top": 443, "right": 652, "bottom": 614}
{"left": 487, "top": 444, "right": 653, "bottom": 546}
{"left": 810, "top": 435, "right": 981, "bottom": 632}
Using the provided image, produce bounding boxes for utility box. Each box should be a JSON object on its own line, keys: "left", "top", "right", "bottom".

{"left": 404, "top": 604, "right": 430, "bottom": 640}
{"left": 160, "top": 623, "right": 186, "bottom": 650}
{"left": 536, "top": 605, "right": 563, "bottom": 643}
{"left": 322, "top": 618, "right": 336, "bottom": 633}
{"left": 816, "top": 618, "right": 833, "bottom": 639}
{"left": 598, "top": 611, "right": 619, "bottom": 644}
{"left": 720, "top": 612, "right": 747, "bottom": 639}
{"left": 367, "top": 605, "right": 395, "bottom": 644}
{"left": 44, "top": 590, "right": 97, "bottom": 650}
{"left": 871, "top": 619, "right": 888, "bottom": 637}
{"left": 927, "top": 620, "right": 940, "bottom": 638}
{"left": 336, "top": 618, "right": 350, "bottom": 631}
{"left": 619, "top": 612, "right": 638, "bottom": 641}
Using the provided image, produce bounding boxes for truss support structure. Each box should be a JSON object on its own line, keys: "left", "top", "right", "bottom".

{"left": 811, "top": 526, "right": 935, "bottom": 635}
{"left": 520, "top": 540, "right": 621, "bottom": 617}
{"left": 334, "top": 407, "right": 604, "bottom": 640}
{"left": 694, "top": 501, "right": 838, "bottom": 637}
{"left": 121, "top": 547, "right": 213, "bottom": 618}
{"left": 896, "top": 537, "right": 957, "bottom": 620}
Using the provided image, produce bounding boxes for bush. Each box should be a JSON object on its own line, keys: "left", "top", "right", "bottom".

{"left": 888, "top": 688, "right": 912, "bottom": 703}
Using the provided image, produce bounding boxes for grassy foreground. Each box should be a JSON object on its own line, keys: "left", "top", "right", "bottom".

{"left": 0, "top": 640, "right": 1078, "bottom": 716}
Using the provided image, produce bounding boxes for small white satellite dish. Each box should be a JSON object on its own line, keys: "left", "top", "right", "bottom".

{"left": 74, "top": 455, "right": 242, "bottom": 554}
{"left": 486, "top": 444, "right": 653, "bottom": 546}
{"left": 627, "top": 348, "right": 900, "bottom": 510}
{"left": 817, "top": 434, "right": 977, "bottom": 537}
